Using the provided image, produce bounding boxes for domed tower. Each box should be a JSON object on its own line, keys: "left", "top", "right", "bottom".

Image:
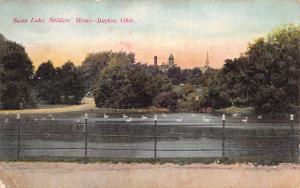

{"left": 168, "top": 53, "right": 174, "bottom": 65}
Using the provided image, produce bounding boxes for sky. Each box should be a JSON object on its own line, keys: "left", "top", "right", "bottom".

{"left": 0, "top": 0, "right": 299, "bottom": 69}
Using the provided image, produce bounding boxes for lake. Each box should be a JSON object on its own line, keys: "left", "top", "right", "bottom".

{"left": 0, "top": 112, "right": 299, "bottom": 161}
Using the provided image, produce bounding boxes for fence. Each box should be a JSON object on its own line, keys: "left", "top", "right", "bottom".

{"left": 0, "top": 115, "right": 299, "bottom": 161}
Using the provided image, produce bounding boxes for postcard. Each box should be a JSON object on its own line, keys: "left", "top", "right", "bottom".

{"left": 0, "top": 0, "right": 299, "bottom": 188}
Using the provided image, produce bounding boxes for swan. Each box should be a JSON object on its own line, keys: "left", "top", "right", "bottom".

{"left": 202, "top": 116, "right": 211, "bottom": 122}
{"left": 76, "top": 120, "right": 81, "bottom": 123}
{"left": 232, "top": 112, "right": 238, "bottom": 117}
{"left": 103, "top": 113, "right": 109, "bottom": 118}
{"left": 122, "top": 114, "right": 128, "bottom": 118}
{"left": 162, "top": 113, "right": 167, "bottom": 118}
{"left": 242, "top": 117, "right": 248, "bottom": 123}
{"left": 257, "top": 115, "right": 262, "bottom": 119}
{"left": 4, "top": 118, "right": 9, "bottom": 123}
{"left": 141, "top": 115, "right": 147, "bottom": 119}
{"left": 126, "top": 117, "right": 132, "bottom": 122}
{"left": 176, "top": 117, "right": 183, "bottom": 122}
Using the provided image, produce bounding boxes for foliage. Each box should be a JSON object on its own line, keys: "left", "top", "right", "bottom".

{"left": 153, "top": 91, "right": 179, "bottom": 111}
{"left": 181, "top": 68, "right": 202, "bottom": 85}
{"left": 208, "top": 24, "right": 300, "bottom": 113}
{"left": 79, "top": 51, "right": 135, "bottom": 92}
{"left": 35, "top": 61, "right": 61, "bottom": 104}
{"left": 0, "top": 36, "right": 35, "bottom": 109}
{"left": 93, "top": 58, "right": 172, "bottom": 108}
{"left": 167, "top": 66, "right": 182, "bottom": 85}
{"left": 35, "top": 61, "right": 84, "bottom": 105}
{"left": 58, "top": 61, "right": 85, "bottom": 104}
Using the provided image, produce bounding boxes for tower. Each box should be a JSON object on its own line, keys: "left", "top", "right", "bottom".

{"left": 154, "top": 56, "right": 158, "bottom": 66}
{"left": 205, "top": 51, "right": 209, "bottom": 67}
{"left": 168, "top": 54, "right": 174, "bottom": 65}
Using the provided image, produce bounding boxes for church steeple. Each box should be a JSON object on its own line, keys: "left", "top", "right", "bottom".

{"left": 205, "top": 51, "right": 209, "bottom": 67}
{"left": 168, "top": 53, "right": 174, "bottom": 65}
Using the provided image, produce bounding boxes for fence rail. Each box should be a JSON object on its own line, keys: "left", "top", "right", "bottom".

{"left": 0, "top": 117, "right": 299, "bottom": 161}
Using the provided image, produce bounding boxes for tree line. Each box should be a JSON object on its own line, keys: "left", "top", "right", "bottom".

{"left": 205, "top": 24, "right": 300, "bottom": 113}
{"left": 0, "top": 24, "right": 299, "bottom": 113}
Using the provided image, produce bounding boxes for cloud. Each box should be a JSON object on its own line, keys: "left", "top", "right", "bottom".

{"left": 119, "top": 41, "right": 133, "bottom": 51}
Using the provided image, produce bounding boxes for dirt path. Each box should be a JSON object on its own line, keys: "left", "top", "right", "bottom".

{"left": 0, "top": 98, "right": 96, "bottom": 115}
{"left": 0, "top": 162, "right": 300, "bottom": 188}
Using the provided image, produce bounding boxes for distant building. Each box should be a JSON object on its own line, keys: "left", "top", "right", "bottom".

{"left": 154, "top": 56, "right": 158, "bottom": 66}
{"left": 159, "top": 53, "right": 176, "bottom": 72}
{"left": 168, "top": 53, "right": 174, "bottom": 65}
{"left": 200, "top": 51, "right": 211, "bottom": 73}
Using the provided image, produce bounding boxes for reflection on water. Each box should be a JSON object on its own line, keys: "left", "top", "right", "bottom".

{"left": 0, "top": 113, "right": 299, "bottom": 161}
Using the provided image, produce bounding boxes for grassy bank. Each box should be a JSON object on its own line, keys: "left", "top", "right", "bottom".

{"left": 215, "top": 106, "right": 255, "bottom": 115}
{"left": 4, "top": 156, "right": 298, "bottom": 166}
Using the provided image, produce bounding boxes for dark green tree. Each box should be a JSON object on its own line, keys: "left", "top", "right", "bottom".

{"left": 93, "top": 58, "right": 172, "bottom": 108}
{"left": 167, "top": 66, "right": 182, "bottom": 85}
{"left": 59, "top": 61, "right": 85, "bottom": 104}
{"left": 79, "top": 51, "right": 135, "bottom": 92}
{"left": 0, "top": 36, "right": 34, "bottom": 109}
{"left": 35, "top": 61, "right": 61, "bottom": 104}
{"left": 153, "top": 91, "right": 179, "bottom": 112}
{"left": 181, "top": 68, "right": 202, "bottom": 85}
{"left": 93, "top": 59, "right": 135, "bottom": 108}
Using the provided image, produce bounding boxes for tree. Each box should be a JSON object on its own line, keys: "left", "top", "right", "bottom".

{"left": 181, "top": 68, "right": 202, "bottom": 85}
{"left": 59, "top": 61, "right": 85, "bottom": 104}
{"left": 0, "top": 36, "right": 34, "bottom": 109}
{"left": 153, "top": 91, "right": 179, "bottom": 111}
{"left": 206, "top": 24, "right": 300, "bottom": 113}
{"left": 245, "top": 25, "right": 300, "bottom": 112}
{"left": 167, "top": 66, "right": 182, "bottom": 85}
{"left": 93, "top": 59, "right": 135, "bottom": 108}
{"left": 35, "top": 61, "right": 61, "bottom": 104}
{"left": 93, "top": 58, "right": 173, "bottom": 108}
{"left": 79, "top": 51, "right": 135, "bottom": 92}
{"left": 201, "top": 68, "right": 219, "bottom": 87}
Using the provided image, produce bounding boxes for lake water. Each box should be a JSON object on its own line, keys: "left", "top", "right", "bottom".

{"left": 0, "top": 113, "right": 299, "bottom": 161}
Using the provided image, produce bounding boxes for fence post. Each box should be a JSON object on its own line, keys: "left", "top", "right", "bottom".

{"left": 84, "top": 113, "right": 88, "bottom": 163}
{"left": 222, "top": 114, "right": 225, "bottom": 158}
{"left": 16, "top": 113, "right": 20, "bottom": 160}
{"left": 154, "top": 114, "right": 157, "bottom": 158}
{"left": 290, "top": 114, "right": 294, "bottom": 159}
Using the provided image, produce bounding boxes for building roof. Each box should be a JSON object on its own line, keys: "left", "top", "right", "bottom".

{"left": 169, "top": 54, "right": 174, "bottom": 60}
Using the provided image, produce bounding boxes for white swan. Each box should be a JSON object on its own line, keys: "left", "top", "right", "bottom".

{"left": 122, "top": 114, "right": 128, "bottom": 118}
{"left": 126, "top": 117, "right": 132, "bottom": 122}
{"left": 232, "top": 112, "right": 238, "bottom": 117}
{"left": 257, "top": 115, "right": 262, "bottom": 119}
{"left": 141, "top": 115, "right": 147, "bottom": 119}
{"left": 202, "top": 116, "right": 211, "bottom": 122}
{"left": 162, "top": 113, "right": 167, "bottom": 118}
{"left": 176, "top": 117, "right": 183, "bottom": 122}
{"left": 103, "top": 113, "right": 109, "bottom": 118}
{"left": 242, "top": 117, "right": 248, "bottom": 123}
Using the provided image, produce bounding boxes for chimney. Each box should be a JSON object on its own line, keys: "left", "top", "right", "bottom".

{"left": 154, "top": 56, "right": 158, "bottom": 66}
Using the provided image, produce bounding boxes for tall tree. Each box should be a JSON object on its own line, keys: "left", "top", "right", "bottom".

{"left": 35, "top": 61, "right": 61, "bottom": 104}
{"left": 79, "top": 51, "right": 135, "bottom": 92}
{"left": 93, "top": 58, "right": 172, "bottom": 108}
{"left": 59, "top": 61, "right": 85, "bottom": 104}
{"left": 0, "top": 36, "right": 34, "bottom": 109}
